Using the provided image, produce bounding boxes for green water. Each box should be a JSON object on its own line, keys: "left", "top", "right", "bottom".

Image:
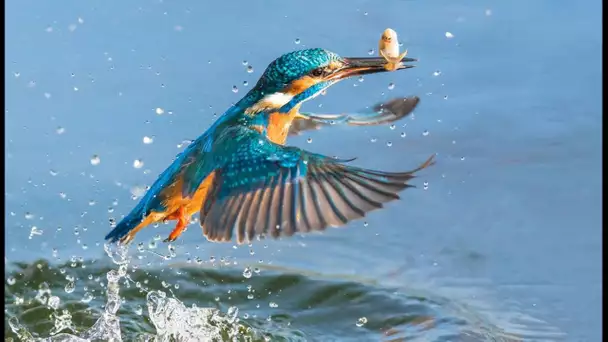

{"left": 4, "top": 254, "right": 527, "bottom": 341}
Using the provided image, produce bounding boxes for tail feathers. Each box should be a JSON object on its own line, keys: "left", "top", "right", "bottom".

{"left": 105, "top": 211, "right": 146, "bottom": 244}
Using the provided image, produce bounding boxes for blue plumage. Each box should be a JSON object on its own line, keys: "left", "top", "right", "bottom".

{"left": 198, "top": 125, "right": 434, "bottom": 243}
{"left": 104, "top": 47, "right": 427, "bottom": 245}
{"left": 257, "top": 49, "right": 340, "bottom": 90}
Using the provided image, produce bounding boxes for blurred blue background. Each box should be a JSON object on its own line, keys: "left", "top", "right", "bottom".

{"left": 5, "top": 0, "right": 601, "bottom": 340}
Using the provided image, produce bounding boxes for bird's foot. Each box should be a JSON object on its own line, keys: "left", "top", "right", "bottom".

{"left": 163, "top": 207, "right": 189, "bottom": 242}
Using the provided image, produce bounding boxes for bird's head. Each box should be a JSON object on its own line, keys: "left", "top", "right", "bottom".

{"left": 240, "top": 48, "right": 416, "bottom": 115}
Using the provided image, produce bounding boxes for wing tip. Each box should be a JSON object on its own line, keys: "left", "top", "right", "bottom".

{"left": 372, "top": 96, "right": 421, "bottom": 119}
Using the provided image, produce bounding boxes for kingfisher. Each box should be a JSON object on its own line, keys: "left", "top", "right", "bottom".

{"left": 105, "top": 48, "right": 431, "bottom": 245}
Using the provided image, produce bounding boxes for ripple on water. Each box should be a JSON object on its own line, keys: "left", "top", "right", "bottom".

{"left": 4, "top": 247, "right": 563, "bottom": 341}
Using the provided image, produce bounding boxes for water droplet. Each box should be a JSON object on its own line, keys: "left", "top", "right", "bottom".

{"left": 29, "top": 226, "right": 43, "bottom": 239}
{"left": 155, "top": 107, "right": 164, "bottom": 115}
{"left": 25, "top": 212, "right": 34, "bottom": 220}
{"left": 242, "top": 60, "right": 248, "bottom": 66}
{"left": 368, "top": 49, "right": 375, "bottom": 55}
{"left": 247, "top": 65, "right": 254, "bottom": 73}
{"left": 356, "top": 317, "right": 368, "bottom": 327}
{"left": 65, "top": 281, "right": 75, "bottom": 293}
{"left": 143, "top": 136, "right": 154, "bottom": 144}
{"left": 232, "top": 85, "right": 239, "bottom": 93}
{"left": 306, "top": 138, "right": 312, "bottom": 143}
{"left": 386, "top": 141, "right": 393, "bottom": 147}
{"left": 363, "top": 221, "right": 369, "bottom": 227}
{"left": 243, "top": 267, "right": 252, "bottom": 278}
{"left": 77, "top": 292, "right": 93, "bottom": 306}
{"left": 135, "top": 305, "right": 143, "bottom": 315}
{"left": 7, "top": 277, "right": 16, "bottom": 285}
{"left": 48, "top": 296, "right": 60, "bottom": 309}
{"left": 370, "top": 137, "right": 377, "bottom": 143}
{"left": 73, "top": 86, "right": 79, "bottom": 91}
{"left": 78, "top": 17, "right": 84, "bottom": 24}
{"left": 269, "top": 302, "right": 278, "bottom": 308}
{"left": 460, "top": 156, "right": 466, "bottom": 161}
{"left": 444, "top": 95, "right": 449, "bottom": 100}
{"left": 400, "top": 132, "right": 407, "bottom": 138}
{"left": 56, "top": 126, "right": 65, "bottom": 134}
{"left": 49, "top": 169, "right": 58, "bottom": 176}
{"left": 294, "top": 38, "right": 301, "bottom": 44}
{"left": 423, "top": 181, "right": 429, "bottom": 190}
{"left": 14, "top": 72, "right": 20, "bottom": 78}
{"left": 422, "top": 130, "right": 430, "bottom": 136}
{"left": 133, "top": 159, "right": 144, "bottom": 169}
{"left": 358, "top": 76, "right": 364, "bottom": 82}
{"left": 44, "top": 92, "right": 52, "bottom": 99}
{"left": 243, "top": 80, "right": 248, "bottom": 86}
{"left": 90, "top": 155, "right": 100, "bottom": 165}
{"left": 445, "top": 31, "right": 454, "bottom": 39}
{"left": 433, "top": 70, "right": 442, "bottom": 76}
{"left": 388, "top": 83, "right": 395, "bottom": 90}
{"left": 389, "top": 124, "right": 396, "bottom": 130}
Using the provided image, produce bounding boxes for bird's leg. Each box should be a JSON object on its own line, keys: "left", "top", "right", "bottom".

{"left": 163, "top": 207, "right": 189, "bottom": 242}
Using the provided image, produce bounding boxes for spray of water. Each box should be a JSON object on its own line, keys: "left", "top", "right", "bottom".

{"left": 6, "top": 244, "right": 247, "bottom": 342}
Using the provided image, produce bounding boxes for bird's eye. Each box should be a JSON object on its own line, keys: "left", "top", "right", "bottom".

{"left": 311, "top": 68, "right": 325, "bottom": 77}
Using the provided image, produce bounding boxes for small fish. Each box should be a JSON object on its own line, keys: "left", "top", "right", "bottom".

{"left": 379, "top": 28, "right": 409, "bottom": 71}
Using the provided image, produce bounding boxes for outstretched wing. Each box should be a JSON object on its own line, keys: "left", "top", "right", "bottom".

{"left": 289, "top": 96, "right": 420, "bottom": 136}
{"left": 200, "top": 135, "right": 435, "bottom": 244}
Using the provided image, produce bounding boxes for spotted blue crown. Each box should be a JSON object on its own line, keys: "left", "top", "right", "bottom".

{"left": 255, "top": 48, "right": 342, "bottom": 92}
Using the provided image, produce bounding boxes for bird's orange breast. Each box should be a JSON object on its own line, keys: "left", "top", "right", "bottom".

{"left": 267, "top": 104, "right": 302, "bottom": 145}
{"left": 160, "top": 171, "right": 217, "bottom": 218}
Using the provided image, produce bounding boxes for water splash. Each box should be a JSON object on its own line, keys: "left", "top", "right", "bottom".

{"left": 5, "top": 250, "right": 564, "bottom": 342}
{"left": 146, "top": 291, "right": 240, "bottom": 341}
{"left": 7, "top": 245, "right": 128, "bottom": 341}
{"left": 5, "top": 244, "right": 255, "bottom": 342}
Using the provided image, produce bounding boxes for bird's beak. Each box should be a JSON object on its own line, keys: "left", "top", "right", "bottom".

{"left": 333, "top": 56, "right": 416, "bottom": 79}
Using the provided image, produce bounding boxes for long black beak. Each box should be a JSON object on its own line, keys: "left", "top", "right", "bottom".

{"left": 336, "top": 56, "right": 417, "bottom": 79}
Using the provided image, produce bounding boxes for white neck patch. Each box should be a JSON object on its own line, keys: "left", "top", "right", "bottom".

{"left": 245, "top": 92, "right": 295, "bottom": 115}
{"left": 261, "top": 92, "right": 294, "bottom": 107}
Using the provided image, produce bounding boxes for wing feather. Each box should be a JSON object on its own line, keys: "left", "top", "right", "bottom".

{"left": 200, "top": 136, "right": 435, "bottom": 244}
